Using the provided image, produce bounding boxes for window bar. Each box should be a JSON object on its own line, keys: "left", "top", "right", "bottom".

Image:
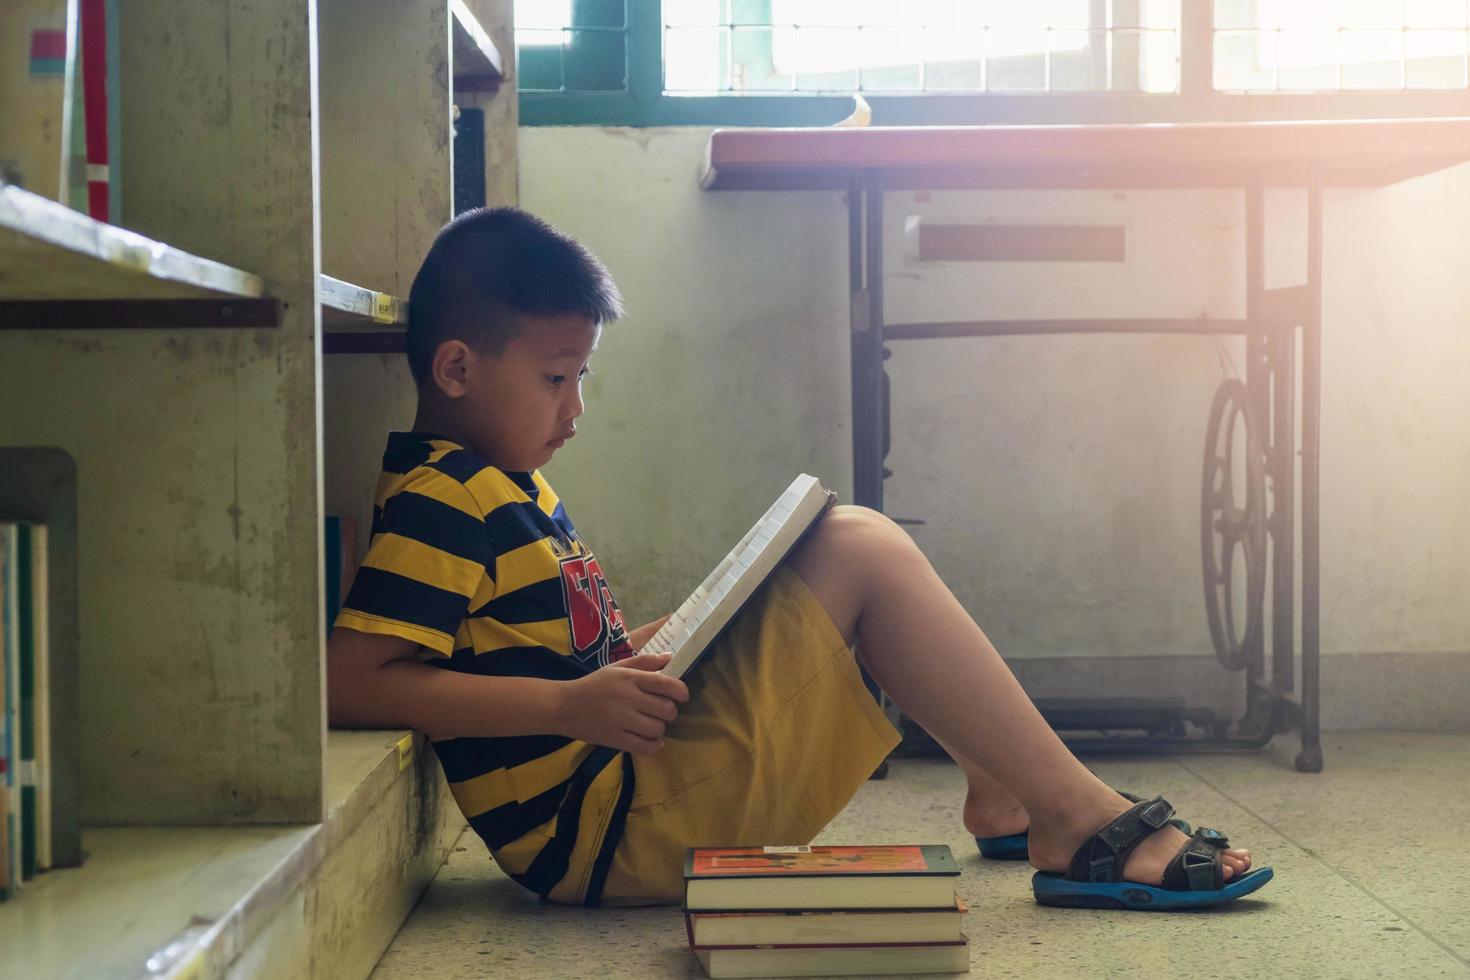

{"left": 627, "top": 0, "right": 658, "bottom": 100}
{"left": 1182, "top": 0, "right": 1210, "bottom": 98}
{"left": 558, "top": 26, "right": 567, "bottom": 93}
{"left": 918, "top": 30, "right": 927, "bottom": 92}
{"left": 1045, "top": 27, "right": 1053, "bottom": 92}
{"left": 789, "top": 25, "right": 796, "bottom": 92}
{"left": 982, "top": 27, "right": 990, "bottom": 92}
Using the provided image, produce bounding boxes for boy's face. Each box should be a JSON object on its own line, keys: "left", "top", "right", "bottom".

{"left": 456, "top": 313, "right": 601, "bottom": 472}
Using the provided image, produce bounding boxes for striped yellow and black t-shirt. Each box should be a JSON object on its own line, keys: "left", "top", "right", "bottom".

{"left": 336, "top": 432, "right": 638, "bottom": 905}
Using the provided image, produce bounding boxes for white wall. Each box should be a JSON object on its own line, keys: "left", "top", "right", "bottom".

{"left": 521, "top": 126, "right": 1470, "bottom": 667}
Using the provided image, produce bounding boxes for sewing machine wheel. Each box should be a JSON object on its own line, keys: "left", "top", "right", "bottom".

{"left": 1201, "top": 379, "right": 1267, "bottom": 671}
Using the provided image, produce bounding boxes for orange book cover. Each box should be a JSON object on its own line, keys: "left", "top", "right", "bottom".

{"left": 685, "top": 845, "right": 958, "bottom": 880}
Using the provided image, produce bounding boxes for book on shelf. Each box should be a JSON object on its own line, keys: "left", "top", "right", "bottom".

{"left": 1, "top": 524, "right": 20, "bottom": 898}
{"left": 692, "top": 941, "right": 970, "bottom": 979}
{"left": 686, "top": 898, "right": 967, "bottom": 948}
{"left": 0, "top": 521, "right": 54, "bottom": 899}
{"left": 31, "top": 525, "right": 51, "bottom": 873}
{"left": 0, "top": 525, "right": 9, "bottom": 898}
{"left": 0, "top": 449, "right": 76, "bottom": 872}
{"left": 17, "top": 523, "right": 40, "bottom": 877}
{"left": 684, "top": 845, "right": 961, "bottom": 912}
{"left": 652, "top": 474, "right": 838, "bottom": 681}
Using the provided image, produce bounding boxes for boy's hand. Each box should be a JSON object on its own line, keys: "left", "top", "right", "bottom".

{"left": 625, "top": 613, "right": 673, "bottom": 653}
{"left": 556, "top": 652, "right": 689, "bottom": 756}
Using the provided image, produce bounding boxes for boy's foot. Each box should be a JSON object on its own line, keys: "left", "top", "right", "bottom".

{"left": 963, "top": 786, "right": 1029, "bottom": 840}
{"left": 1026, "top": 789, "right": 1252, "bottom": 886}
{"left": 966, "top": 787, "right": 1190, "bottom": 852}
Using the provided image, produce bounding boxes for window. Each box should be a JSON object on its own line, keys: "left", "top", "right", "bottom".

{"left": 1213, "top": 0, "right": 1470, "bottom": 91}
{"left": 517, "top": 0, "right": 631, "bottom": 92}
{"left": 514, "top": 1, "right": 1470, "bottom": 125}
{"left": 661, "top": 1, "right": 1179, "bottom": 94}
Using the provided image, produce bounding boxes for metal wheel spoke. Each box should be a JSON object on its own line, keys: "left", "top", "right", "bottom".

{"left": 1202, "top": 379, "right": 1267, "bottom": 672}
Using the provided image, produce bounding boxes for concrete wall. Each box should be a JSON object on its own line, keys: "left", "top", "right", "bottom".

{"left": 520, "top": 126, "right": 1470, "bottom": 725}
{"left": 33, "top": 2, "right": 324, "bottom": 824}
{"left": 523, "top": 127, "right": 852, "bottom": 623}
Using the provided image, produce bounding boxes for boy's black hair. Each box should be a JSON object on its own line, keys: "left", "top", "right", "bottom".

{"left": 406, "top": 207, "right": 623, "bottom": 385}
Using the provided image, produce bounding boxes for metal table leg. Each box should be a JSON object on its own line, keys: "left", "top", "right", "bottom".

{"left": 850, "top": 171, "right": 886, "bottom": 513}
{"left": 1297, "top": 163, "right": 1325, "bottom": 773}
{"left": 849, "top": 172, "right": 894, "bottom": 777}
{"left": 843, "top": 165, "right": 1323, "bottom": 770}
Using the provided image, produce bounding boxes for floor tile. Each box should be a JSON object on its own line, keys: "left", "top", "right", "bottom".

{"left": 372, "top": 736, "right": 1470, "bottom": 979}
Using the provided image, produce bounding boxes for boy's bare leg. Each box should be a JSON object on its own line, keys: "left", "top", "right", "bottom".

{"left": 931, "top": 735, "right": 1029, "bottom": 839}
{"left": 786, "top": 506, "right": 1251, "bottom": 884}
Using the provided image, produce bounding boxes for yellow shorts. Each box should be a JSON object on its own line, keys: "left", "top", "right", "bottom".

{"left": 597, "top": 564, "right": 901, "bottom": 906}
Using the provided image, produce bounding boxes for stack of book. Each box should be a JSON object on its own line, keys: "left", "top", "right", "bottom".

{"left": 683, "top": 845, "right": 969, "bottom": 978}
{"left": 0, "top": 522, "right": 53, "bottom": 901}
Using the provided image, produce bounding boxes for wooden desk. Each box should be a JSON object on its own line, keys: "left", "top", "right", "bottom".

{"left": 701, "top": 118, "right": 1470, "bottom": 771}
{"left": 702, "top": 117, "right": 1470, "bottom": 190}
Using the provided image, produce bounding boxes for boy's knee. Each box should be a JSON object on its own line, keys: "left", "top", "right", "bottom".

{"left": 824, "top": 505, "right": 916, "bottom": 554}
{"left": 830, "top": 504, "right": 903, "bottom": 530}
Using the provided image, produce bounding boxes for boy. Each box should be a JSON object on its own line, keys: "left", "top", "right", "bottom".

{"left": 327, "top": 208, "right": 1266, "bottom": 910}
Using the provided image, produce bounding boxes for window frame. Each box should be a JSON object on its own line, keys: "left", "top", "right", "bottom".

{"left": 517, "top": 1, "right": 1470, "bottom": 127}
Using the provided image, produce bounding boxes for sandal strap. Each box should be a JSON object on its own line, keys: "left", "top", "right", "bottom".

{"left": 1162, "top": 829, "right": 1227, "bottom": 892}
{"left": 1065, "top": 796, "right": 1178, "bottom": 883}
{"left": 1195, "top": 827, "right": 1229, "bottom": 848}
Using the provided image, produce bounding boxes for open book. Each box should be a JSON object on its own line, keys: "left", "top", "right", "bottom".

{"left": 653, "top": 474, "right": 838, "bottom": 679}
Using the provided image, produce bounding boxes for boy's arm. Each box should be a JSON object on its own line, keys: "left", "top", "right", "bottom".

{"left": 327, "top": 626, "right": 562, "bottom": 740}
{"left": 327, "top": 626, "right": 689, "bottom": 751}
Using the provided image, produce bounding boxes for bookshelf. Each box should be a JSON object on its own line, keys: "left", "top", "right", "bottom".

{"left": 0, "top": 0, "right": 325, "bottom": 830}
{"left": 318, "top": 0, "right": 452, "bottom": 562}
{"left": 452, "top": 0, "right": 506, "bottom": 92}
{"left": 0, "top": 184, "right": 265, "bottom": 301}
{"left": 0, "top": 186, "right": 418, "bottom": 331}
{"left": 320, "top": 275, "right": 408, "bottom": 329}
{"left": 0, "top": 0, "right": 516, "bottom": 973}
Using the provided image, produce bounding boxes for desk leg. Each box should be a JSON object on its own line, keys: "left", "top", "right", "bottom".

{"left": 1241, "top": 182, "right": 1272, "bottom": 738}
{"left": 1296, "top": 164, "right": 1325, "bottom": 773}
{"left": 849, "top": 174, "right": 894, "bottom": 776}
{"left": 850, "top": 172, "right": 886, "bottom": 512}
{"left": 1271, "top": 299, "right": 1297, "bottom": 701}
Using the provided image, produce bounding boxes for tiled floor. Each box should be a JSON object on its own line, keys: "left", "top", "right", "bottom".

{"left": 371, "top": 733, "right": 1470, "bottom": 979}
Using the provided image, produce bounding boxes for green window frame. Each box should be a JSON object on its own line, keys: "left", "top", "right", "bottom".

{"left": 518, "top": 1, "right": 1470, "bottom": 127}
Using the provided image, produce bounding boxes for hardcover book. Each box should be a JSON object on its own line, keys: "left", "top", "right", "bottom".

{"left": 684, "top": 845, "right": 960, "bottom": 911}
{"left": 686, "top": 899, "right": 967, "bottom": 947}
{"left": 692, "top": 940, "right": 970, "bottom": 979}
{"left": 653, "top": 474, "right": 838, "bottom": 680}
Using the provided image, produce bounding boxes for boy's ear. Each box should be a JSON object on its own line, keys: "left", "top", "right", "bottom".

{"left": 429, "top": 340, "right": 474, "bottom": 398}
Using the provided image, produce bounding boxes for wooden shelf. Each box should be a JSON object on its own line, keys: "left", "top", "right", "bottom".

{"left": 0, "top": 193, "right": 411, "bottom": 332}
{"left": 702, "top": 116, "right": 1470, "bottom": 191}
{"left": 0, "top": 183, "right": 265, "bottom": 301}
{"left": 451, "top": 0, "right": 504, "bottom": 92}
{"left": 0, "top": 731, "right": 453, "bottom": 979}
{"left": 320, "top": 274, "right": 407, "bottom": 328}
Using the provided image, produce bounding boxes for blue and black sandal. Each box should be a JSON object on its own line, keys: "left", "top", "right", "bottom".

{"left": 975, "top": 791, "right": 1190, "bottom": 862}
{"left": 976, "top": 830, "right": 1032, "bottom": 861}
{"left": 1031, "top": 795, "right": 1273, "bottom": 910}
